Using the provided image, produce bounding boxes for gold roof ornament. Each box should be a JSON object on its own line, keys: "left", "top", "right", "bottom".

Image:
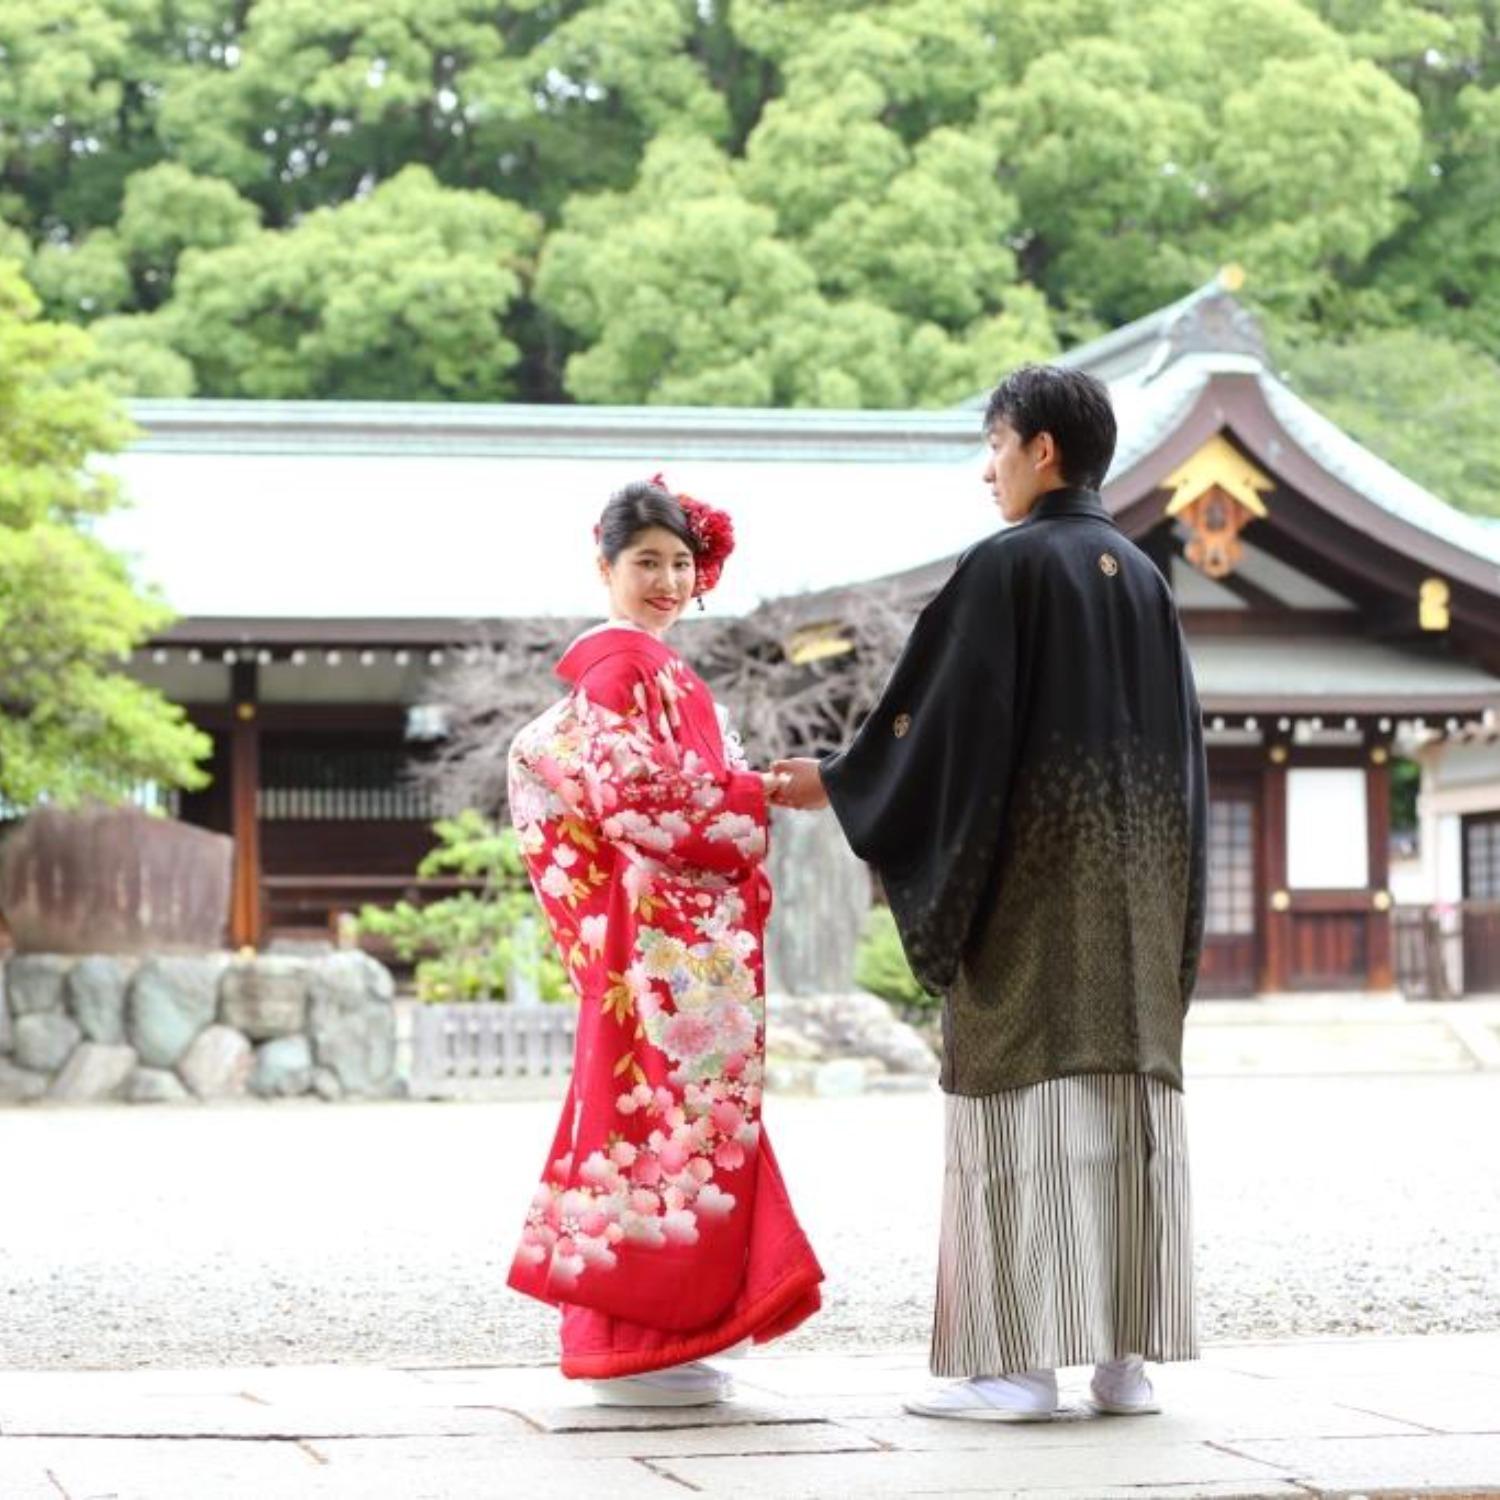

{"left": 1164, "top": 434, "right": 1273, "bottom": 579}
{"left": 1419, "top": 577, "right": 1451, "bottom": 632}
{"left": 786, "top": 623, "right": 855, "bottom": 665}
{"left": 1218, "top": 263, "right": 1247, "bottom": 293}
{"left": 1164, "top": 434, "right": 1272, "bottom": 521}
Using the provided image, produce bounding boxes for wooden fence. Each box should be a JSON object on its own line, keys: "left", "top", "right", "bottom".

{"left": 409, "top": 1001, "right": 576, "bottom": 1096}
{"left": 1393, "top": 902, "right": 1500, "bottom": 999}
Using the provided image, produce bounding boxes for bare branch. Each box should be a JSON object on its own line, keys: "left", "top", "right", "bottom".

{"left": 414, "top": 581, "right": 926, "bottom": 821}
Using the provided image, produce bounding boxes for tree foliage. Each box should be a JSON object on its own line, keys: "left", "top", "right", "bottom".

{"left": 1281, "top": 328, "right": 1500, "bottom": 518}
{"left": 355, "top": 809, "right": 568, "bottom": 1003}
{"left": 0, "top": 0, "right": 1495, "bottom": 501}
{"left": 0, "top": 261, "right": 209, "bottom": 808}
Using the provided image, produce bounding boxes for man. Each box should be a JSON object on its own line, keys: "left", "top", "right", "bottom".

{"left": 773, "top": 364, "right": 1206, "bottom": 1421}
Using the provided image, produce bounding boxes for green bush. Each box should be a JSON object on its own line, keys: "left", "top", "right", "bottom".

{"left": 854, "top": 905, "right": 938, "bottom": 1015}
{"left": 357, "top": 809, "right": 570, "bottom": 1004}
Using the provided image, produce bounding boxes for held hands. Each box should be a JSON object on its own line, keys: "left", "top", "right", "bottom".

{"left": 765, "top": 758, "right": 830, "bottom": 812}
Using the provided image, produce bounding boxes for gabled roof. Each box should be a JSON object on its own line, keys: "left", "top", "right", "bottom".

{"left": 104, "top": 274, "right": 1500, "bottom": 635}
{"left": 104, "top": 404, "right": 988, "bottom": 622}
{"left": 1061, "top": 273, "right": 1500, "bottom": 591}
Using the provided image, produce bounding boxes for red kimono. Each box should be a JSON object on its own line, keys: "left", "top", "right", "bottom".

{"left": 507, "top": 624, "right": 823, "bottom": 1378}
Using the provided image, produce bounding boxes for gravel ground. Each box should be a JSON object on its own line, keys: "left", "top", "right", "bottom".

{"left": 0, "top": 1073, "right": 1496, "bottom": 1369}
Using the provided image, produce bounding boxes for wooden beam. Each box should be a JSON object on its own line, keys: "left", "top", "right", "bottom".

{"left": 228, "top": 661, "right": 262, "bottom": 951}
{"left": 1367, "top": 747, "right": 1394, "bottom": 990}
{"left": 1261, "top": 749, "right": 1290, "bottom": 993}
{"left": 1206, "top": 563, "right": 1291, "bottom": 614}
{"left": 184, "top": 703, "right": 411, "bottom": 733}
{"left": 1182, "top": 609, "right": 1363, "bottom": 638}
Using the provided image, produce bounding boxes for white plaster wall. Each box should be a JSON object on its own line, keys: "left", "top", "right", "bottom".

{"left": 1286, "top": 767, "right": 1369, "bottom": 889}
{"left": 1436, "top": 813, "right": 1464, "bottom": 903}
{"left": 1389, "top": 854, "right": 1426, "bottom": 904}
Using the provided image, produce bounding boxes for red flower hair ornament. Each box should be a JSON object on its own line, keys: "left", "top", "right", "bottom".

{"left": 593, "top": 473, "right": 736, "bottom": 599}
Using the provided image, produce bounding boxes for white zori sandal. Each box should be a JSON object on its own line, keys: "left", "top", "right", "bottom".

{"left": 904, "top": 1370, "right": 1059, "bottom": 1422}
{"left": 589, "top": 1360, "right": 732, "bottom": 1407}
{"left": 1088, "top": 1354, "right": 1162, "bottom": 1415}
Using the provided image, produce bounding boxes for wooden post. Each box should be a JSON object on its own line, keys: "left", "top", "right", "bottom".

{"left": 1366, "top": 744, "right": 1394, "bottom": 990}
{"left": 228, "top": 660, "right": 262, "bottom": 950}
{"left": 1261, "top": 747, "right": 1290, "bottom": 993}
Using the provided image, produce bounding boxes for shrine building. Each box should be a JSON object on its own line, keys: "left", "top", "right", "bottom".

{"left": 101, "top": 275, "right": 1500, "bottom": 997}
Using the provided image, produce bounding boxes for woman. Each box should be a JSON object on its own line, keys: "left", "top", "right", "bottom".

{"left": 507, "top": 477, "right": 824, "bottom": 1406}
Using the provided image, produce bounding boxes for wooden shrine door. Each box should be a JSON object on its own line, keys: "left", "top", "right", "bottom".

{"left": 1462, "top": 813, "right": 1500, "bottom": 994}
{"left": 1195, "top": 776, "right": 1261, "bottom": 997}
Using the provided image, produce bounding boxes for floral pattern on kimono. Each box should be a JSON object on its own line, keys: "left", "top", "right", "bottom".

{"left": 506, "top": 625, "right": 822, "bottom": 1375}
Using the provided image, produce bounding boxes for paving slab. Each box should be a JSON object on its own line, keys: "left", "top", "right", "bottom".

{"left": 299, "top": 1443, "right": 701, "bottom": 1500}
{"left": 1226, "top": 1432, "right": 1500, "bottom": 1492}
{"left": 0, "top": 1436, "right": 320, "bottom": 1500}
{"left": 0, "top": 1336, "right": 1497, "bottom": 1498}
{"left": 652, "top": 1440, "right": 1295, "bottom": 1497}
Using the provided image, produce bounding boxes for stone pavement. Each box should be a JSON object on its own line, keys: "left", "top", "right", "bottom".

{"left": 1182, "top": 998, "right": 1500, "bottom": 1079}
{"left": 1, "top": 1334, "right": 1496, "bottom": 1499}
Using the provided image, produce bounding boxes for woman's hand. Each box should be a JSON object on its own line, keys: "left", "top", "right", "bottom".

{"left": 768, "top": 759, "right": 830, "bottom": 811}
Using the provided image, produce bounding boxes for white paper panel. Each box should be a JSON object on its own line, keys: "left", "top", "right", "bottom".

{"left": 1286, "top": 768, "right": 1369, "bottom": 890}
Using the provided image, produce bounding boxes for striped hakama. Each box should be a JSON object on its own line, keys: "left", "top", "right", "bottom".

{"left": 931, "top": 1072, "right": 1196, "bottom": 1377}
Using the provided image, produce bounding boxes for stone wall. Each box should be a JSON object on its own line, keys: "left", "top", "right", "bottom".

{"left": 0, "top": 951, "right": 398, "bottom": 1105}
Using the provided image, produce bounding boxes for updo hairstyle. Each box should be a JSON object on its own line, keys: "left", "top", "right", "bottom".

{"left": 597, "top": 481, "right": 701, "bottom": 563}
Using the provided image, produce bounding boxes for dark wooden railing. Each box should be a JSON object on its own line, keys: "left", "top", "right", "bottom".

{"left": 1393, "top": 902, "right": 1500, "bottom": 999}
{"left": 259, "top": 874, "right": 485, "bottom": 948}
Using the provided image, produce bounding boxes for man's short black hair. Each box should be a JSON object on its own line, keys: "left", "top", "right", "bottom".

{"left": 983, "top": 364, "right": 1118, "bottom": 490}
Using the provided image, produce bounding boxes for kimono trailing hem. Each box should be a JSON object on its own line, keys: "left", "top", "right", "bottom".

{"left": 559, "top": 1267, "right": 825, "bottom": 1379}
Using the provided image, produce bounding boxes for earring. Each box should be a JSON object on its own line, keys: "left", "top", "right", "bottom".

{"left": 697, "top": 596, "right": 706, "bottom": 613}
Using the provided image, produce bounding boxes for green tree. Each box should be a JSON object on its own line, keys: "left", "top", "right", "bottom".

{"left": 539, "top": 132, "right": 1054, "bottom": 407}
{"left": 980, "top": 0, "right": 1424, "bottom": 326}
{"left": 1, "top": 0, "right": 1493, "bottom": 407}
{"left": 357, "top": 810, "right": 568, "bottom": 1003}
{"left": 854, "top": 905, "right": 937, "bottom": 1018}
{"left": 0, "top": 261, "right": 209, "bottom": 808}
{"left": 0, "top": 0, "right": 240, "bottom": 238}
{"left": 1282, "top": 328, "right": 1500, "bottom": 518}
{"left": 155, "top": 0, "right": 735, "bottom": 226}
{"left": 1313, "top": 1, "right": 1500, "bottom": 355}
{"left": 158, "top": 165, "right": 541, "bottom": 399}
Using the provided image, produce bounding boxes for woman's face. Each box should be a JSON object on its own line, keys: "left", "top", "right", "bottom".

{"left": 601, "top": 525, "right": 697, "bottom": 635}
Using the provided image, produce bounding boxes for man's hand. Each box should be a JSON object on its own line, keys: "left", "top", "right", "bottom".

{"left": 769, "top": 758, "right": 830, "bottom": 812}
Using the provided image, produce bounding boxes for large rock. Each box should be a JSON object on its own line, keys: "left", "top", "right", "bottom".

{"left": 47, "top": 1042, "right": 137, "bottom": 1102}
{"left": 0, "top": 1058, "right": 49, "bottom": 1103}
{"left": 252, "top": 1036, "right": 314, "bottom": 1098}
{"left": 124, "top": 1067, "right": 191, "bottom": 1104}
{"left": 128, "top": 955, "right": 226, "bottom": 1068}
{"left": 308, "top": 953, "right": 396, "bottom": 1095}
{"left": 5, "top": 955, "right": 71, "bottom": 1015}
{"left": 220, "top": 958, "right": 309, "bottom": 1040}
{"left": 0, "top": 806, "right": 231, "bottom": 954}
{"left": 814, "top": 1058, "right": 870, "bottom": 1098}
{"left": 311, "top": 1066, "right": 344, "bottom": 1102}
{"left": 178, "top": 1025, "right": 253, "bottom": 1100}
{"left": 768, "top": 991, "right": 940, "bottom": 1078}
{"left": 68, "top": 956, "right": 136, "bottom": 1044}
{"left": 13, "top": 1011, "right": 81, "bottom": 1073}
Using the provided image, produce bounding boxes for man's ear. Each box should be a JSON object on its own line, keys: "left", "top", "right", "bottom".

{"left": 1032, "top": 430, "right": 1059, "bottom": 475}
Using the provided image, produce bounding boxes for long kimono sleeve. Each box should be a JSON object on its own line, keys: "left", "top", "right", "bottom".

{"left": 820, "top": 551, "right": 1018, "bottom": 994}
{"left": 1177, "top": 624, "right": 1208, "bottom": 1009}
{"left": 555, "top": 654, "right": 768, "bottom": 881}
